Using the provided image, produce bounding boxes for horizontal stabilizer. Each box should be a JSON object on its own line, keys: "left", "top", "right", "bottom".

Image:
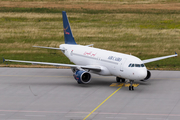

{"left": 86, "top": 44, "right": 94, "bottom": 47}
{"left": 33, "top": 46, "right": 65, "bottom": 50}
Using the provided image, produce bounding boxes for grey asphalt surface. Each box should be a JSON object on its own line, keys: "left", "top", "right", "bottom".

{"left": 0, "top": 67, "right": 180, "bottom": 120}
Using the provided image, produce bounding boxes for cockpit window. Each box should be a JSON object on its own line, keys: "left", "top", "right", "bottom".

{"left": 128, "top": 63, "right": 145, "bottom": 67}
{"left": 141, "top": 64, "right": 145, "bottom": 67}
{"left": 135, "top": 64, "right": 140, "bottom": 67}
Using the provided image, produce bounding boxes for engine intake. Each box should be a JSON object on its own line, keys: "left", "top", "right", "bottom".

{"left": 144, "top": 70, "right": 151, "bottom": 80}
{"left": 73, "top": 70, "right": 91, "bottom": 84}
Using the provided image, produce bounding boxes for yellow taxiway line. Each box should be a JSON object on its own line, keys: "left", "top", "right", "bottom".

{"left": 83, "top": 87, "right": 122, "bottom": 120}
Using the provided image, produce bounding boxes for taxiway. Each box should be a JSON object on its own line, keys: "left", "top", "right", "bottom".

{"left": 0, "top": 67, "right": 180, "bottom": 120}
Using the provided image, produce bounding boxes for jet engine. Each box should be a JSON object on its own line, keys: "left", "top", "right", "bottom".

{"left": 143, "top": 70, "right": 151, "bottom": 81}
{"left": 73, "top": 70, "right": 91, "bottom": 84}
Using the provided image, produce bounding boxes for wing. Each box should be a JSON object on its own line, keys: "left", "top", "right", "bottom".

{"left": 3, "top": 58, "right": 101, "bottom": 71}
{"left": 142, "top": 52, "right": 178, "bottom": 64}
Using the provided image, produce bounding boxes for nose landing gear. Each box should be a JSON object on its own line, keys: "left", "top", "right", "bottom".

{"left": 129, "top": 80, "right": 134, "bottom": 91}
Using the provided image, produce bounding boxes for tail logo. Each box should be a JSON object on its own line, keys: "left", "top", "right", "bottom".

{"left": 64, "top": 26, "right": 70, "bottom": 35}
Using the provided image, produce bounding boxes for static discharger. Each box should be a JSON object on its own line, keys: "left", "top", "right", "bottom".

{"left": 110, "top": 83, "right": 139, "bottom": 87}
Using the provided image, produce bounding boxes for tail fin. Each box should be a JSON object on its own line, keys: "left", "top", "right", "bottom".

{"left": 62, "top": 11, "right": 77, "bottom": 45}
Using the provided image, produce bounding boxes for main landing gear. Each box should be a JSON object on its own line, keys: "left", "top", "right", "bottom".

{"left": 116, "top": 77, "right": 135, "bottom": 91}
{"left": 116, "top": 77, "right": 125, "bottom": 83}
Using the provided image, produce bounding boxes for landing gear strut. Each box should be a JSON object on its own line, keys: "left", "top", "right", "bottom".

{"left": 116, "top": 77, "right": 136, "bottom": 91}
{"left": 116, "top": 77, "right": 125, "bottom": 83}
{"left": 129, "top": 80, "right": 134, "bottom": 91}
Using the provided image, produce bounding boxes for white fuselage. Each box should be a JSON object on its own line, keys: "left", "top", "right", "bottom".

{"left": 60, "top": 44, "right": 147, "bottom": 80}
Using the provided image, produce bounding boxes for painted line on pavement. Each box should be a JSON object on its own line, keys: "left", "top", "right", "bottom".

{"left": 25, "top": 115, "right": 46, "bottom": 117}
{"left": 83, "top": 87, "right": 122, "bottom": 120}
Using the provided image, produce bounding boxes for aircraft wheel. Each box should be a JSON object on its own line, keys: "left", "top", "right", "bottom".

{"left": 132, "top": 86, "right": 134, "bottom": 90}
{"left": 116, "top": 77, "right": 125, "bottom": 83}
{"left": 121, "top": 79, "right": 125, "bottom": 83}
{"left": 116, "top": 77, "right": 120, "bottom": 82}
{"left": 129, "top": 86, "right": 131, "bottom": 90}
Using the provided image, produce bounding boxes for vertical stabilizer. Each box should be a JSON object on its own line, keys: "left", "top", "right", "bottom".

{"left": 62, "top": 11, "right": 77, "bottom": 45}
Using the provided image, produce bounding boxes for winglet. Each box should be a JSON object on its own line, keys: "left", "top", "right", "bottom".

{"left": 175, "top": 52, "right": 178, "bottom": 57}
{"left": 2, "top": 57, "right": 5, "bottom": 62}
{"left": 62, "top": 11, "right": 77, "bottom": 45}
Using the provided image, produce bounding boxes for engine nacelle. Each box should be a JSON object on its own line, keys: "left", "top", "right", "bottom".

{"left": 73, "top": 70, "right": 91, "bottom": 84}
{"left": 143, "top": 70, "right": 151, "bottom": 81}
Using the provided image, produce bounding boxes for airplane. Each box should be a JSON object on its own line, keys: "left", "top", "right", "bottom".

{"left": 3, "top": 11, "right": 178, "bottom": 90}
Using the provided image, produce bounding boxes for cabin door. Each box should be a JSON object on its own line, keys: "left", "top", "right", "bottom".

{"left": 120, "top": 58, "right": 127, "bottom": 72}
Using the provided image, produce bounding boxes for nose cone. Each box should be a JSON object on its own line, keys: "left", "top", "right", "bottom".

{"left": 137, "top": 69, "right": 147, "bottom": 80}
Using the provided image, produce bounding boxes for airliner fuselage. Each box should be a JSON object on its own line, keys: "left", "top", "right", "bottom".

{"left": 60, "top": 44, "right": 147, "bottom": 80}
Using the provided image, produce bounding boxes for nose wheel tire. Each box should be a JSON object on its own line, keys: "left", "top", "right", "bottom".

{"left": 132, "top": 86, "right": 134, "bottom": 90}
{"left": 129, "top": 86, "right": 134, "bottom": 91}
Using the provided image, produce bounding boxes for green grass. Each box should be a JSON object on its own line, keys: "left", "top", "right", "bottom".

{"left": 0, "top": 6, "right": 180, "bottom": 70}
{"left": 0, "top": 7, "right": 180, "bottom": 14}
